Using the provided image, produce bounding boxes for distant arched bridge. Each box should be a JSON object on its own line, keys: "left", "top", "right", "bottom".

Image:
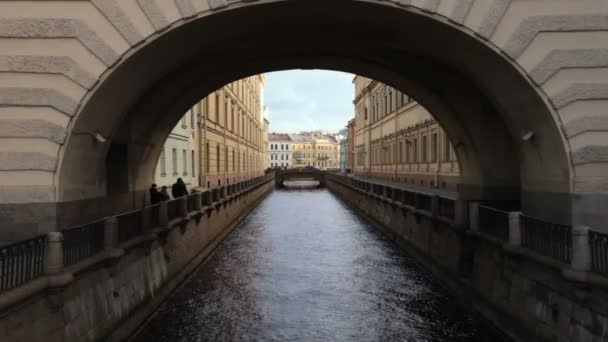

{"left": 273, "top": 169, "right": 328, "bottom": 188}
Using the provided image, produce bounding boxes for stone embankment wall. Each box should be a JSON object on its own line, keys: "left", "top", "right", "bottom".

{"left": 327, "top": 176, "right": 608, "bottom": 342}
{"left": 0, "top": 177, "right": 274, "bottom": 342}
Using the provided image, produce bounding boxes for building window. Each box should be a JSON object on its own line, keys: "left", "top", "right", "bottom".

{"left": 413, "top": 139, "right": 418, "bottom": 163}
{"left": 182, "top": 112, "right": 187, "bottom": 128}
{"left": 216, "top": 145, "right": 220, "bottom": 173}
{"left": 192, "top": 150, "right": 195, "bottom": 177}
{"left": 232, "top": 150, "right": 235, "bottom": 172}
{"left": 172, "top": 148, "right": 177, "bottom": 175}
{"left": 444, "top": 133, "right": 452, "bottom": 161}
{"left": 215, "top": 92, "right": 220, "bottom": 122}
{"left": 183, "top": 149, "right": 187, "bottom": 175}
{"left": 431, "top": 133, "right": 438, "bottom": 162}
{"left": 191, "top": 108, "right": 195, "bottom": 128}
{"left": 422, "top": 136, "right": 427, "bottom": 162}
{"left": 205, "top": 143, "right": 209, "bottom": 174}
{"left": 160, "top": 149, "right": 166, "bottom": 176}
{"left": 225, "top": 147, "right": 229, "bottom": 172}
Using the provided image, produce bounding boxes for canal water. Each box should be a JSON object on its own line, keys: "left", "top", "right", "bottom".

{"left": 132, "top": 188, "right": 506, "bottom": 342}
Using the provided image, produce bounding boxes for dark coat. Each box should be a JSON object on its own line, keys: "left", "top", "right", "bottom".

{"left": 171, "top": 181, "right": 189, "bottom": 198}
{"left": 150, "top": 188, "right": 163, "bottom": 204}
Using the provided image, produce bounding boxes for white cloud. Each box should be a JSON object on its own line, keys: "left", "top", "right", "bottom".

{"left": 265, "top": 70, "right": 354, "bottom": 133}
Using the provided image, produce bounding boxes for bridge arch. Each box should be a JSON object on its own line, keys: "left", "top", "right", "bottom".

{"left": 1, "top": 0, "right": 607, "bottom": 237}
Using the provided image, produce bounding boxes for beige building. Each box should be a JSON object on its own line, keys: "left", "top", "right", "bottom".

{"left": 291, "top": 134, "right": 339, "bottom": 169}
{"left": 155, "top": 75, "right": 267, "bottom": 193}
{"left": 353, "top": 76, "right": 459, "bottom": 190}
{"left": 199, "top": 75, "right": 267, "bottom": 188}
{"left": 154, "top": 108, "right": 199, "bottom": 190}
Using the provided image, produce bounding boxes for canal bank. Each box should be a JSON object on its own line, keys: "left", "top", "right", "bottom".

{"left": 131, "top": 188, "right": 508, "bottom": 341}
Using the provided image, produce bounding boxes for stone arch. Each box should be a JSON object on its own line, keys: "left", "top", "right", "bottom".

{"left": 1, "top": 0, "right": 607, "bottom": 239}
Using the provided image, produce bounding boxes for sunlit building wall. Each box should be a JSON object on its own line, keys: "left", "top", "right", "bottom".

{"left": 352, "top": 76, "right": 459, "bottom": 190}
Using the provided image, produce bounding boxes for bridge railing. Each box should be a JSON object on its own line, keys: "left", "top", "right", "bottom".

{"left": 117, "top": 210, "right": 143, "bottom": 243}
{"left": 521, "top": 215, "right": 572, "bottom": 263}
{"left": 0, "top": 174, "right": 274, "bottom": 295}
{"left": 0, "top": 235, "right": 46, "bottom": 292}
{"left": 590, "top": 231, "right": 608, "bottom": 276}
{"left": 63, "top": 220, "right": 105, "bottom": 266}
{"left": 478, "top": 205, "right": 510, "bottom": 242}
{"left": 327, "top": 173, "right": 608, "bottom": 280}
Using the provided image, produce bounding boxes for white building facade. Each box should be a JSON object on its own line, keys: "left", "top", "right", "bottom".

{"left": 269, "top": 134, "right": 293, "bottom": 168}
{"left": 154, "top": 108, "right": 199, "bottom": 190}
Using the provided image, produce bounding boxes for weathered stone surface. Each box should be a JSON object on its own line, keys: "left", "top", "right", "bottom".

{"left": 422, "top": 0, "right": 441, "bottom": 13}
{"left": 0, "top": 88, "right": 79, "bottom": 116}
{"left": 552, "top": 83, "right": 608, "bottom": 109}
{"left": 477, "top": 0, "right": 512, "bottom": 39}
{"left": 92, "top": 0, "right": 144, "bottom": 46}
{"left": 449, "top": 0, "right": 474, "bottom": 24}
{"left": 504, "top": 15, "right": 608, "bottom": 59}
{"left": 563, "top": 116, "right": 608, "bottom": 138}
{"left": 174, "top": 0, "right": 198, "bottom": 18}
{"left": 531, "top": 48, "right": 608, "bottom": 85}
{"left": 0, "top": 119, "right": 67, "bottom": 144}
{"left": 208, "top": 0, "right": 228, "bottom": 10}
{"left": 0, "top": 152, "right": 57, "bottom": 171}
{"left": 572, "top": 145, "right": 608, "bottom": 165}
{"left": 0, "top": 55, "right": 97, "bottom": 89}
{"left": 137, "top": 0, "right": 170, "bottom": 31}
{"left": 0, "top": 18, "right": 119, "bottom": 66}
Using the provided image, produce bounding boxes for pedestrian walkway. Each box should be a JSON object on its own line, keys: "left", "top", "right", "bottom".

{"left": 347, "top": 174, "right": 458, "bottom": 199}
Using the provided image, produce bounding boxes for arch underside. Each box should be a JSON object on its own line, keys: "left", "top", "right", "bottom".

{"left": 1, "top": 0, "right": 608, "bottom": 240}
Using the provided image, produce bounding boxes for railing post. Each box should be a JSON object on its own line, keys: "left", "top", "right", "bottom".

{"left": 455, "top": 199, "right": 467, "bottom": 226}
{"left": 508, "top": 211, "right": 522, "bottom": 246}
{"left": 571, "top": 225, "right": 592, "bottom": 272}
{"left": 221, "top": 186, "right": 227, "bottom": 199}
{"left": 177, "top": 196, "right": 188, "bottom": 218}
{"left": 431, "top": 195, "right": 440, "bottom": 218}
{"left": 104, "top": 216, "right": 119, "bottom": 250}
{"left": 203, "top": 190, "right": 212, "bottom": 205}
{"left": 45, "top": 232, "right": 64, "bottom": 275}
{"left": 158, "top": 201, "right": 168, "bottom": 228}
{"left": 469, "top": 202, "right": 480, "bottom": 231}
{"left": 193, "top": 193, "right": 202, "bottom": 211}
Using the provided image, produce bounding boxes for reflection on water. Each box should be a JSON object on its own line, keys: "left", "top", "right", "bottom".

{"left": 132, "top": 188, "right": 507, "bottom": 342}
{"left": 283, "top": 179, "right": 320, "bottom": 188}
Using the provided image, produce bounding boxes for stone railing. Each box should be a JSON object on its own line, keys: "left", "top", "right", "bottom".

{"left": 469, "top": 203, "right": 608, "bottom": 282}
{"left": 328, "top": 173, "right": 608, "bottom": 282}
{"left": 326, "top": 173, "right": 465, "bottom": 226}
{"left": 0, "top": 174, "right": 274, "bottom": 296}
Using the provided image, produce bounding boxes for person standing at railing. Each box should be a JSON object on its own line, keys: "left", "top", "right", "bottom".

{"left": 160, "top": 186, "right": 170, "bottom": 201}
{"left": 172, "top": 178, "right": 189, "bottom": 198}
{"left": 150, "top": 184, "right": 163, "bottom": 204}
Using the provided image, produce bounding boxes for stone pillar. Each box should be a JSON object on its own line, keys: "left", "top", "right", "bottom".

{"left": 221, "top": 186, "right": 227, "bottom": 199}
{"left": 469, "top": 202, "right": 480, "bottom": 231}
{"left": 193, "top": 192, "right": 202, "bottom": 211}
{"left": 45, "top": 232, "right": 64, "bottom": 275}
{"left": 177, "top": 196, "right": 188, "bottom": 218}
{"left": 571, "top": 225, "right": 592, "bottom": 272}
{"left": 431, "top": 195, "right": 440, "bottom": 218}
{"left": 104, "top": 216, "right": 119, "bottom": 250}
{"left": 454, "top": 199, "right": 467, "bottom": 226}
{"left": 508, "top": 211, "right": 522, "bottom": 246}
{"left": 158, "top": 201, "right": 168, "bottom": 228}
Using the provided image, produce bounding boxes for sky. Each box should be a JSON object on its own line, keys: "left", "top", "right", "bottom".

{"left": 263, "top": 70, "right": 354, "bottom": 134}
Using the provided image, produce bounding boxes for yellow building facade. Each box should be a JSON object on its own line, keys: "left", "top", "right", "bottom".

{"left": 155, "top": 75, "right": 267, "bottom": 192}
{"left": 353, "top": 76, "right": 459, "bottom": 190}
{"left": 199, "top": 75, "right": 267, "bottom": 188}
{"left": 291, "top": 134, "right": 340, "bottom": 169}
